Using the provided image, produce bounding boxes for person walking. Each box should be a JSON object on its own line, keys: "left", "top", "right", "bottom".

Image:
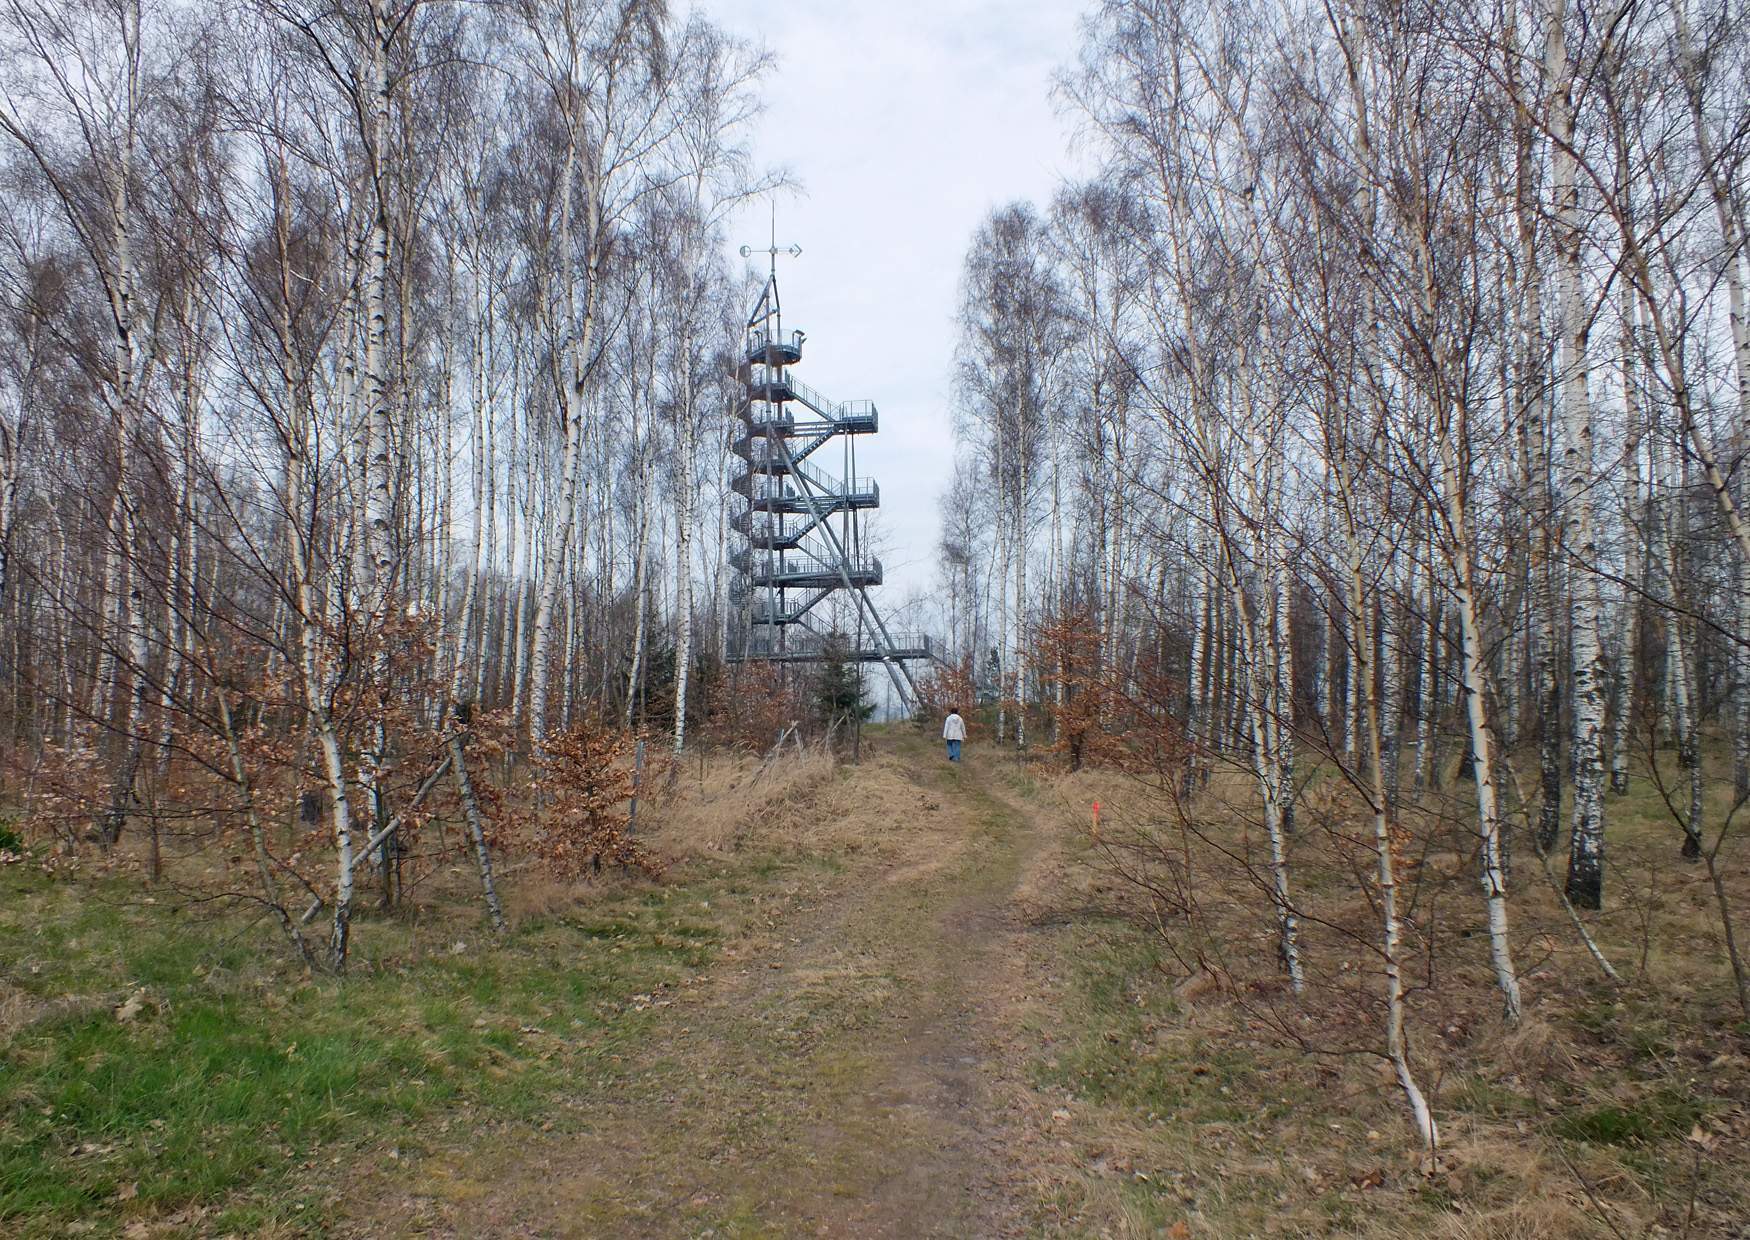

{"left": 943, "top": 706, "right": 966, "bottom": 763}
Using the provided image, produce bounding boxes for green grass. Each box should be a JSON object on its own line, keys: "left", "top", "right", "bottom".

{"left": 1551, "top": 1092, "right": 1702, "bottom": 1147}
{"left": 0, "top": 857, "right": 747, "bottom": 1236}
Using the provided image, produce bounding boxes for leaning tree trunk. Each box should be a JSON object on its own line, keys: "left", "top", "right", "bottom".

{"left": 1410, "top": 203, "right": 1525, "bottom": 1021}
{"left": 446, "top": 711, "right": 506, "bottom": 933}
{"left": 1443, "top": 490, "right": 1526, "bottom": 1025}
{"left": 1223, "top": 531, "right": 1305, "bottom": 996}
{"left": 1331, "top": 418, "right": 1438, "bottom": 1153}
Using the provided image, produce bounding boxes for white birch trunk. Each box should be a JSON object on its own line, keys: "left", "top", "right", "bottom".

{"left": 527, "top": 373, "right": 582, "bottom": 745}
{"left": 1329, "top": 414, "right": 1439, "bottom": 1151}
{"left": 1402, "top": 185, "right": 1526, "bottom": 1018}
{"left": 1609, "top": 266, "right": 1643, "bottom": 797}
{"left": 351, "top": 3, "right": 398, "bottom": 891}
{"left": 996, "top": 466, "right": 1010, "bottom": 744}
{"left": 102, "top": 147, "right": 150, "bottom": 843}
{"left": 508, "top": 575, "right": 528, "bottom": 722}
{"left": 625, "top": 384, "right": 652, "bottom": 729}
{"left": 1414, "top": 547, "right": 1440, "bottom": 792}
{"left": 529, "top": 110, "right": 606, "bottom": 747}
{"left": 0, "top": 417, "right": 17, "bottom": 608}
{"left": 1221, "top": 531, "right": 1305, "bottom": 995}
{"left": 672, "top": 327, "right": 698, "bottom": 757}
{"left": 1547, "top": 0, "right": 1608, "bottom": 909}
{"left": 1014, "top": 453, "right": 1028, "bottom": 750}
{"left": 1341, "top": 599, "right": 1358, "bottom": 763}
{"left": 1184, "top": 548, "right": 1208, "bottom": 795}
{"left": 1675, "top": 6, "right": 1750, "bottom": 797}
{"left": 155, "top": 329, "right": 201, "bottom": 795}
{"left": 1446, "top": 504, "right": 1526, "bottom": 1025}
{"left": 289, "top": 385, "right": 355, "bottom": 968}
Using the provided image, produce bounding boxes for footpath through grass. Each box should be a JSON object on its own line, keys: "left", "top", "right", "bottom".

{"left": 0, "top": 851, "right": 775, "bottom": 1236}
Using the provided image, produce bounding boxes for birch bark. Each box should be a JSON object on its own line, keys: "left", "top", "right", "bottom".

{"left": 672, "top": 319, "right": 698, "bottom": 756}
{"left": 1609, "top": 257, "right": 1643, "bottom": 797}
{"left": 1546, "top": 0, "right": 1609, "bottom": 909}
{"left": 1400, "top": 195, "right": 1525, "bottom": 1019}
{"left": 527, "top": 167, "right": 596, "bottom": 747}
{"left": 1674, "top": 4, "right": 1750, "bottom": 798}
{"left": 1330, "top": 416, "right": 1438, "bottom": 1152}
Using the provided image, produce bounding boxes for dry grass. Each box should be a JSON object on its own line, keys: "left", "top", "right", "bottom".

{"left": 0, "top": 979, "right": 46, "bottom": 1038}
{"left": 644, "top": 744, "right": 838, "bottom": 854}
{"left": 641, "top": 739, "right": 951, "bottom": 867}
{"left": 1005, "top": 741, "right": 1750, "bottom": 1238}
{"left": 4, "top": 740, "right": 848, "bottom": 935}
{"left": 1411, "top": 1193, "right": 1607, "bottom": 1240}
{"left": 497, "top": 870, "right": 596, "bottom": 925}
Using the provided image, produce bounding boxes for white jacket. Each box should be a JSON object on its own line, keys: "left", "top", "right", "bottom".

{"left": 942, "top": 714, "right": 966, "bottom": 741}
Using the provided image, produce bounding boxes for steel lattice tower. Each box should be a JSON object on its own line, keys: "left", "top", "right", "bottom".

{"left": 726, "top": 250, "right": 936, "bottom": 705}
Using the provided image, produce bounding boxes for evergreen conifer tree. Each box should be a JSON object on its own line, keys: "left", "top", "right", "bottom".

{"left": 814, "top": 634, "right": 873, "bottom": 734}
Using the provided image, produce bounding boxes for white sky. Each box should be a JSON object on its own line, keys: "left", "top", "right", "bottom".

{"left": 696, "top": 0, "right": 1088, "bottom": 606}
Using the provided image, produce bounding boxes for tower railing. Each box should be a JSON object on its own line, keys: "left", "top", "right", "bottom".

{"left": 742, "top": 370, "right": 879, "bottom": 429}
{"left": 736, "top": 460, "right": 878, "bottom": 506}
{"left": 728, "top": 630, "right": 945, "bottom": 663}
{"left": 730, "top": 546, "right": 882, "bottom": 584}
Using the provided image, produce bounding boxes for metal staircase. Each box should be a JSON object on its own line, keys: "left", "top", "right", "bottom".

{"left": 725, "top": 252, "right": 939, "bottom": 705}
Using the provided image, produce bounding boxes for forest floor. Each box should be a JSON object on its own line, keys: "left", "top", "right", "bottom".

{"left": 4, "top": 726, "right": 1749, "bottom": 1237}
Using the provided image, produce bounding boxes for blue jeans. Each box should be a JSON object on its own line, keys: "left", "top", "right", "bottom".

{"left": 946, "top": 739, "right": 962, "bottom": 762}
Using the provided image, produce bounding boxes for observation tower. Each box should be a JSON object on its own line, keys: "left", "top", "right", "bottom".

{"left": 727, "top": 246, "right": 937, "bottom": 706}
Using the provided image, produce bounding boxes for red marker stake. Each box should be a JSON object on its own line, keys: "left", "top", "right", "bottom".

{"left": 1091, "top": 800, "right": 1101, "bottom": 840}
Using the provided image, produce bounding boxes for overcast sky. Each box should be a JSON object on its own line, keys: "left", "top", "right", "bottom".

{"left": 695, "top": 0, "right": 1089, "bottom": 610}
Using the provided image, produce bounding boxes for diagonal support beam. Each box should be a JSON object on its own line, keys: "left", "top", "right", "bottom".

{"left": 769, "top": 428, "right": 919, "bottom": 709}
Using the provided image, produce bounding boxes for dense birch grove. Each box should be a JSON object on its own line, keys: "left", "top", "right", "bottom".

{"left": 5, "top": 0, "right": 1750, "bottom": 1181}
{"left": 941, "top": 0, "right": 1750, "bottom": 1150}
{"left": 0, "top": 0, "right": 773, "bottom": 969}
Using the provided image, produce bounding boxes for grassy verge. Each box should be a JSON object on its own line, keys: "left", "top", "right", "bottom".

{"left": 0, "top": 851, "right": 765, "bottom": 1237}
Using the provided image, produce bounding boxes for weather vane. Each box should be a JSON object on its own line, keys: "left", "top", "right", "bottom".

{"left": 741, "top": 203, "right": 801, "bottom": 268}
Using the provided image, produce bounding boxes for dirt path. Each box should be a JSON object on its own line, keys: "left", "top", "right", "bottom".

{"left": 352, "top": 732, "right": 1057, "bottom": 1238}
